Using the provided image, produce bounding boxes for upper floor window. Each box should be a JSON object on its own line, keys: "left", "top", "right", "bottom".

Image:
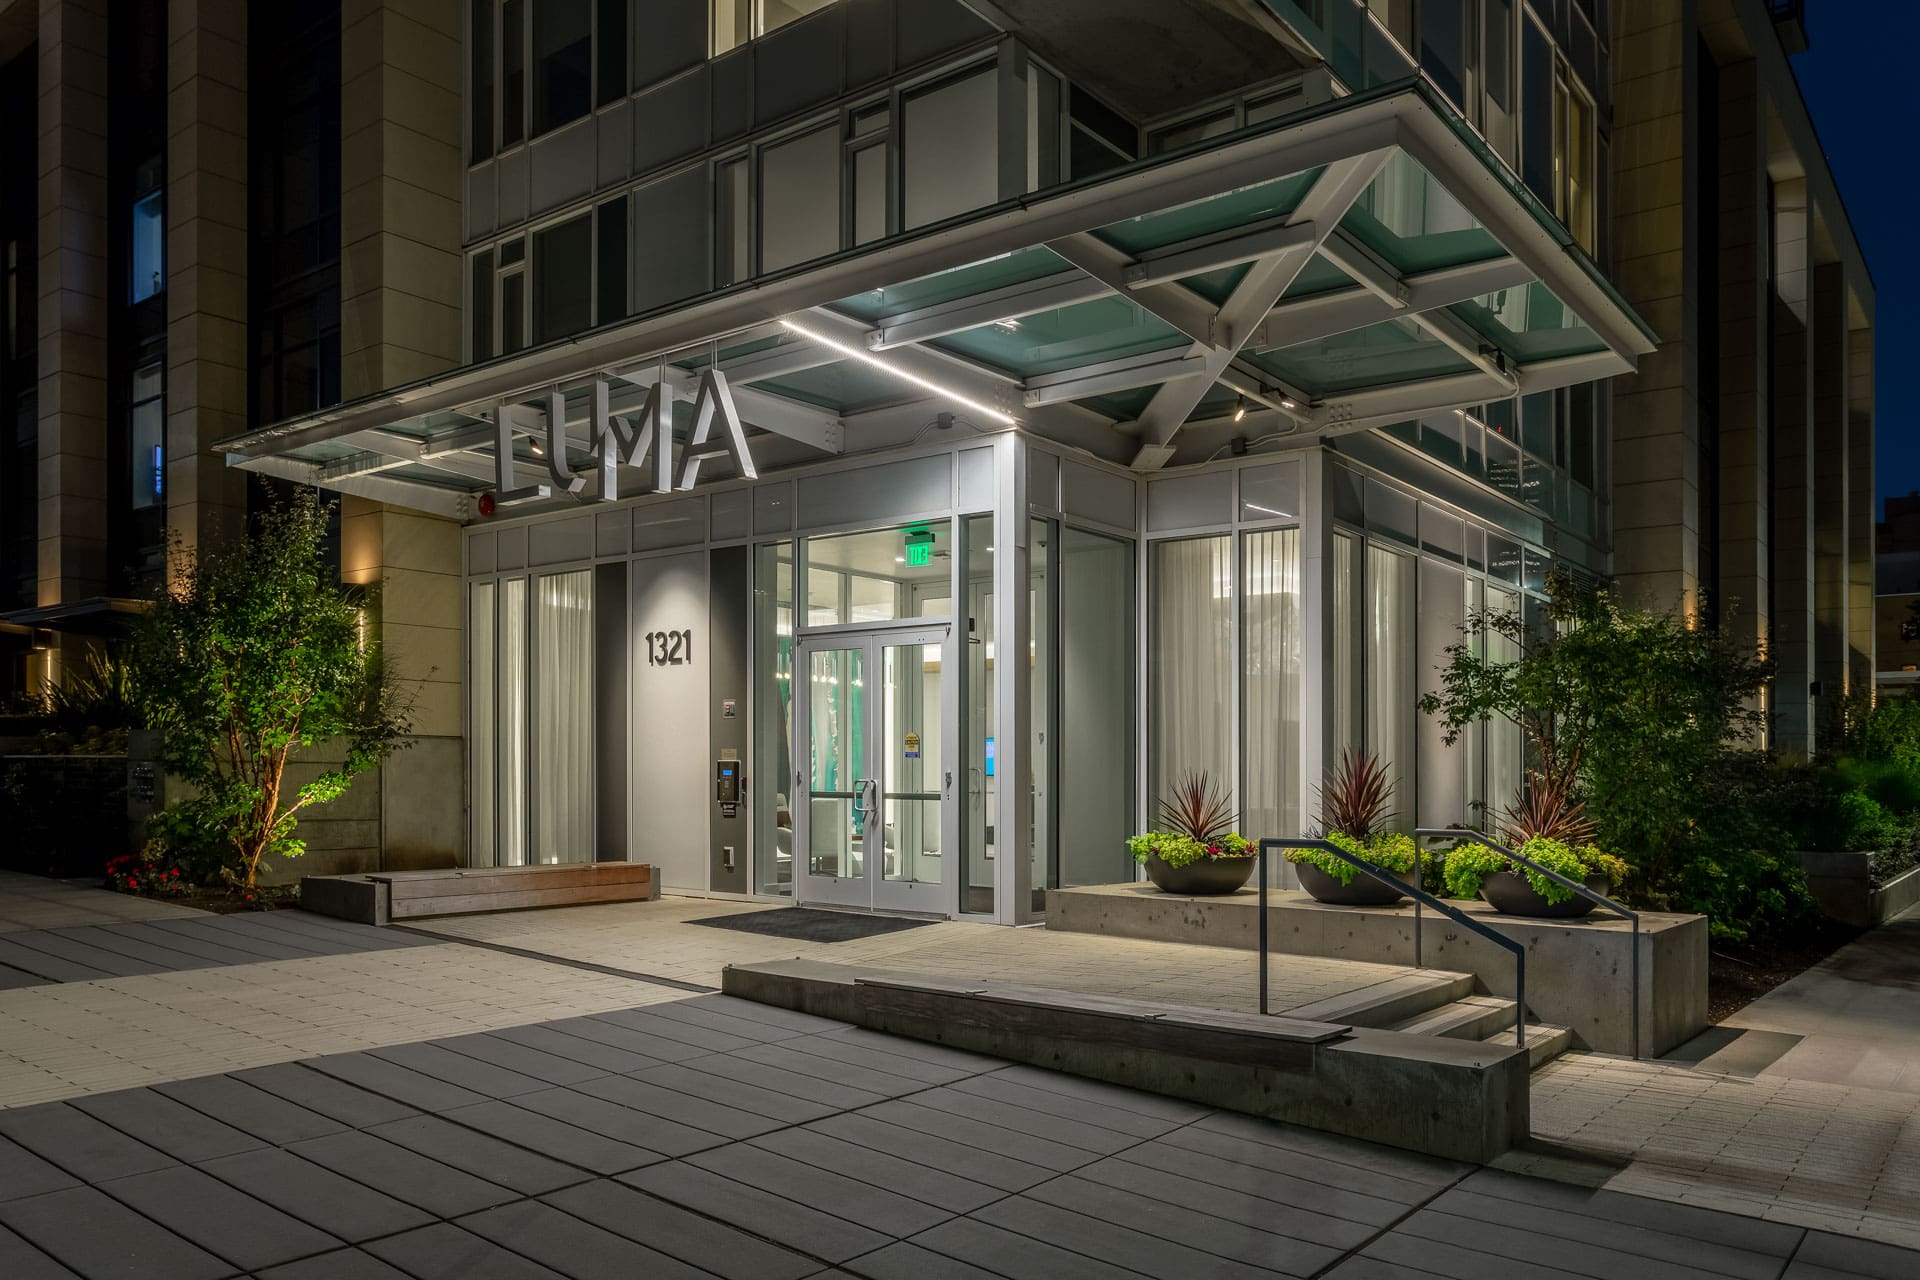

{"left": 714, "top": 0, "right": 836, "bottom": 56}
{"left": 130, "top": 190, "right": 164, "bottom": 304}
{"left": 533, "top": 0, "right": 592, "bottom": 135}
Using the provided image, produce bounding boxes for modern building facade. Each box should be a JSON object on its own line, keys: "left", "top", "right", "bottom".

{"left": 1875, "top": 492, "right": 1920, "bottom": 698}
{"left": 5, "top": 0, "right": 1875, "bottom": 917}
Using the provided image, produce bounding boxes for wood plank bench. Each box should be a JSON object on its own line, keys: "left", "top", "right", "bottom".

{"left": 300, "top": 861, "right": 659, "bottom": 925}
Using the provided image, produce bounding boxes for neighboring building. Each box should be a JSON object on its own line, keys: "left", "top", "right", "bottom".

{"left": 1875, "top": 492, "right": 1920, "bottom": 698}
{"left": 4, "top": 0, "right": 1876, "bottom": 918}
{"left": 0, "top": 0, "right": 467, "bottom": 873}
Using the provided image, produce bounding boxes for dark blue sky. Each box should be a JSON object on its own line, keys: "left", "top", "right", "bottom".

{"left": 1792, "top": 2, "right": 1910, "bottom": 518}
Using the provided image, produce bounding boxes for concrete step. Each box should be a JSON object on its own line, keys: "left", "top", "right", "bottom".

{"left": 1284, "top": 969, "right": 1477, "bottom": 1029}
{"left": 1389, "top": 994, "right": 1518, "bottom": 1042}
{"left": 1481, "top": 1020, "right": 1573, "bottom": 1071}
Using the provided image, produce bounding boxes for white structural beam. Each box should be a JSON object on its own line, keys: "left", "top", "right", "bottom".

{"left": 1043, "top": 232, "right": 1219, "bottom": 345}
{"left": 1254, "top": 255, "right": 1534, "bottom": 352}
{"left": 715, "top": 339, "right": 842, "bottom": 386}
{"left": 1128, "top": 149, "right": 1393, "bottom": 469}
{"left": 1021, "top": 349, "right": 1207, "bottom": 407}
{"left": 1126, "top": 218, "right": 1320, "bottom": 290}
{"left": 235, "top": 454, "right": 470, "bottom": 520}
{"left": 866, "top": 271, "right": 1107, "bottom": 350}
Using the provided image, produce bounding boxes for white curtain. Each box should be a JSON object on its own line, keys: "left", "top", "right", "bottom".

{"left": 1150, "top": 537, "right": 1232, "bottom": 815}
{"left": 499, "top": 578, "right": 528, "bottom": 867}
{"left": 1242, "top": 529, "right": 1302, "bottom": 840}
{"left": 532, "top": 571, "right": 593, "bottom": 864}
{"left": 1366, "top": 545, "right": 1416, "bottom": 826}
{"left": 1331, "top": 533, "right": 1357, "bottom": 764}
{"left": 469, "top": 583, "right": 497, "bottom": 866}
{"left": 1485, "top": 585, "right": 1525, "bottom": 818}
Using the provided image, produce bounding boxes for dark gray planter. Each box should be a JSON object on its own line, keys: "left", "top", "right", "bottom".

{"left": 1295, "top": 860, "right": 1408, "bottom": 906}
{"left": 1480, "top": 870, "right": 1611, "bottom": 919}
{"left": 1144, "top": 852, "right": 1256, "bottom": 895}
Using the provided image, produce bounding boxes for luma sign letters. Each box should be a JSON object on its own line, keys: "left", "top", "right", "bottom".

{"left": 493, "top": 368, "right": 756, "bottom": 507}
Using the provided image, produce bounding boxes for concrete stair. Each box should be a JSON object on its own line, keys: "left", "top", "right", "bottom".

{"left": 1361, "top": 987, "right": 1571, "bottom": 1072}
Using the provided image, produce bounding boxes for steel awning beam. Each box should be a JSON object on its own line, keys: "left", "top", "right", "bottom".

{"left": 865, "top": 271, "right": 1108, "bottom": 350}
{"left": 235, "top": 454, "right": 471, "bottom": 520}
{"left": 1126, "top": 219, "right": 1321, "bottom": 289}
{"left": 1043, "top": 233, "right": 1220, "bottom": 345}
{"left": 1254, "top": 255, "right": 1534, "bottom": 352}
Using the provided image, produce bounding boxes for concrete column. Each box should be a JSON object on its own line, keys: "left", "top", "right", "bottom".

{"left": 1714, "top": 58, "right": 1770, "bottom": 672}
{"left": 1847, "top": 324, "right": 1876, "bottom": 697}
{"left": 1609, "top": 2, "right": 1699, "bottom": 615}
{"left": 338, "top": 0, "right": 462, "bottom": 398}
{"left": 1810, "top": 261, "right": 1849, "bottom": 729}
{"left": 1769, "top": 181, "right": 1815, "bottom": 755}
{"left": 35, "top": 0, "right": 110, "bottom": 642}
{"left": 165, "top": 0, "right": 250, "bottom": 576}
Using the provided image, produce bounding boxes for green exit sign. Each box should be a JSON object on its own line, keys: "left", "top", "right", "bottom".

{"left": 903, "top": 529, "right": 935, "bottom": 567}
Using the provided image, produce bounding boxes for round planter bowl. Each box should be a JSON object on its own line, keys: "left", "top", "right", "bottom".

{"left": 1144, "top": 852, "right": 1256, "bottom": 895}
{"left": 1294, "top": 860, "right": 1408, "bottom": 906}
{"left": 1480, "top": 870, "right": 1612, "bottom": 919}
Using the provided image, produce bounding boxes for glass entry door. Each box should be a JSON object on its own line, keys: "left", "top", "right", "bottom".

{"left": 793, "top": 625, "right": 952, "bottom": 914}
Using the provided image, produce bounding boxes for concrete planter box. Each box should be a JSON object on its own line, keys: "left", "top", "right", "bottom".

{"left": 1796, "top": 851, "right": 1920, "bottom": 930}
{"left": 1046, "top": 881, "right": 1708, "bottom": 1058}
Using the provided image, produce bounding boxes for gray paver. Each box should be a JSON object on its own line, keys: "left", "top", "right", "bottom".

{"left": 365, "top": 1222, "right": 569, "bottom": 1279}
{"left": 1429, "top": 1186, "right": 1786, "bottom": 1279}
{"left": 906, "top": 1085, "right": 1144, "bottom": 1156}
{"left": 905, "top": 1216, "right": 1158, "bottom": 1280}
{"left": 255, "top": 1248, "right": 416, "bottom": 1280}
{"left": 0, "top": 1103, "right": 177, "bottom": 1182}
{"left": 1114, "top": 1137, "right": 1415, "bottom": 1228}
{"left": 1076, "top": 1151, "right": 1380, "bottom": 1249}
{"left": 286, "top": 1130, "right": 521, "bottom": 1218}
{"left": 1457, "top": 1168, "right": 1807, "bottom": 1257}
{"left": 0, "top": 1136, "right": 79, "bottom": 1203}
{"left": 950, "top": 1073, "right": 1186, "bottom": 1140}
{"left": 630, "top": 1061, "right": 842, "bottom": 1124}
{"left": 621, "top": 1160, "right": 895, "bottom": 1263}
{"left": 70, "top": 1087, "right": 265, "bottom": 1162}
{"left": 437, "top": 1099, "right": 667, "bottom": 1174}
{"left": 364, "top": 1113, "right": 592, "bottom": 1194}
{"left": 0, "top": 962, "right": 48, "bottom": 988}
{"left": 535, "top": 1014, "right": 712, "bottom": 1061}
{"left": 543, "top": 1178, "right": 822, "bottom": 1280}
{"left": 154, "top": 1074, "right": 350, "bottom": 1145}
{"left": 0, "top": 1223, "right": 80, "bottom": 1280}
{"left": 305, "top": 1051, "right": 492, "bottom": 1112}
{"left": 733, "top": 1039, "right": 955, "bottom": 1097}
{"left": 679, "top": 992, "right": 851, "bottom": 1035}
{"left": 1030, "top": 1172, "right": 1348, "bottom": 1273}
{"left": 0, "top": 936, "right": 113, "bottom": 981}
{"left": 510, "top": 1084, "right": 729, "bottom": 1157}
{"left": 367, "top": 1041, "right": 552, "bottom": 1098}
{"left": 805, "top": 1111, "right": 1059, "bottom": 1192}
{"left": 485, "top": 1021, "right": 668, "bottom": 1073}
{"left": 752, "top": 1126, "right": 1008, "bottom": 1213}
{"left": 770, "top": 1030, "right": 981, "bottom": 1086}
{"left": 430, "top": 1031, "right": 611, "bottom": 1085}
{"left": 457, "top": 1198, "right": 713, "bottom": 1280}
{"left": 858, "top": 1097, "right": 1102, "bottom": 1173}
{"left": 230, "top": 1062, "right": 421, "bottom": 1128}
{"left": 1360, "top": 1229, "right": 1595, "bottom": 1280}
{"left": 975, "top": 1194, "right": 1290, "bottom": 1279}
{"left": 570, "top": 1071, "right": 787, "bottom": 1140}
{"left": 687, "top": 1140, "right": 957, "bottom": 1237}
{"left": 197, "top": 1146, "right": 435, "bottom": 1242}
{"left": 0, "top": 1185, "right": 232, "bottom": 1280}
{"left": 842, "top": 1240, "right": 1016, "bottom": 1280}
{"left": 592, "top": 1005, "right": 760, "bottom": 1053}
{"left": 682, "top": 1047, "right": 897, "bottom": 1111}
{"left": 95, "top": 1162, "right": 341, "bottom": 1272}
{"left": 1792, "top": 1231, "right": 1920, "bottom": 1279}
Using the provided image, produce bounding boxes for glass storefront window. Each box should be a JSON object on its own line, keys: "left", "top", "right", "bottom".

{"left": 802, "top": 522, "right": 953, "bottom": 627}
{"left": 1365, "top": 544, "right": 1416, "bottom": 826}
{"left": 962, "top": 514, "right": 994, "bottom": 915}
{"left": 753, "top": 544, "right": 795, "bottom": 894}
{"left": 1148, "top": 536, "right": 1232, "bottom": 818}
{"left": 1030, "top": 520, "right": 1054, "bottom": 902}
{"left": 1242, "top": 528, "right": 1302, "bottom": 841}
{"left": 532, "top": 570, "right": 593, "bottom": 862}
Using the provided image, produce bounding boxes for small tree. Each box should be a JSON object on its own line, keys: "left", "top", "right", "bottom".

{"left": 132, "top": 491, "right": 412, "bottom": 890}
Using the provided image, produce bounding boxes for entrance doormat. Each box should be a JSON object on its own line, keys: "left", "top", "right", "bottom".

{"left": 688, "top": 907, "right": 935, "bottom": 943}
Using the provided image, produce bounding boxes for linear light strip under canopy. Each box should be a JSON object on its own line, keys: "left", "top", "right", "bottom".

{"left": 777, "top": 318, "right": 1017, "bottom": 426}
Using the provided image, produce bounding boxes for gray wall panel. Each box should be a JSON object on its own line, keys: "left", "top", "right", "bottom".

{"left": 711, "top": 47, "right": 752, "bottom": 142}
{"left": 634, "top": 0, "right": 709, "bottom": 90}
{"left": 597, "top": 100, "right": 633, "bottom": 187}
{"left": 755, "top": 9, "right": 844, "bottom": 126}
{"left": 709, "top": 545, "right": 751, "bottom": 893}
{"left": 466, "top": 163, "right": 497, "bottom": 241}
{"left": 632, "top": 551, "right": 710, "bottom": 890}
{"left": 528, "top": 514, "right": 595, "bottom": 565}
{"left": 496, "top": 147, "right": 530, "bottom": 228}
{"left": 845, "top": 0, "right": 893, "bottom": 87}
{"left": 530, "top": 118, "right": 598, "bottom": 215}
{"left": 631, "top": 167, "right": 711, "bottom": 313}
{"left": 896, "top": 0, "right": 994, "bottom": 68}
{"left": 595, "top": 562, "right": 630, "bottom": 860}
{"left": 633, "top": 71, "right": 710, "bottom": 178}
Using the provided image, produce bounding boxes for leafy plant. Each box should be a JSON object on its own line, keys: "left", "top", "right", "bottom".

{"left": 1317, "top": 748, "right": 1395, "bottom": 840}
{"left": 1496, "top": 770, "right": 1596, "bottom": 847}
{"left": 1286, "top": 830, "right": 1421, "bottom": 886}
{"left": 130, "top": 491, "right": 414, "bottom": 891}
{"left": 1442, "top": 835, "right": 1629, "bottom": 905}
{"left": 105, "top": 844, "right": 191, "bottom": 897}
{"left": 1156, "top": 771, "right": 1237, "bottom": 843}
{"left": 1128, "top": 832, "right": 1254, "bottom": 869}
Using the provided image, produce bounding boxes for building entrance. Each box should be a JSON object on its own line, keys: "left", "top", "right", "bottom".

{"left": 793, "top": 623, "right": 954, "bottom": 915}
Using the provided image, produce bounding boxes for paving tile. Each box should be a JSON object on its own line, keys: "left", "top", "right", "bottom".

{"left": 629, "top": 1061, "right": 842, "bottom": 1124}
{"left": 805, "top": 1112, "right": 1058, "bottom": 1192}
{"left": 0, "top": 1185, "right": 232, "bottom": 1280}
{"left": 1161, "top": 1125, "right": 1451, "bottom": 1207}
{"left": 591, "top": 1006, "right": 760, "bottom": 1053}
{"left": 621, "top": 1160, "right": 894, "bottom": 1263}
{"left": 974, "top": 1194, "right": 1290, "bottom": 1279}
{"left": 1191, "top": 1111, "right": 1467, "bottom": 1189}
{"left": 732, "top": 1040, "right": 951, "bottom": 1097}
{"left": 0, "top": 1136, "right": 79, "bottom": 1203}
{"left": 813, "top": 1027, "right": 1006, "bottom": 1075}
{"left": 486, "top": 1022, "right": 668, "bottom": 1074}
{"left": 197, "top": 1146, "right": 435, "bottom": 1242}
{"left": 857, "top": 1098, "right": 1103, "bottom": 1174}
{"left": 70, "top": 1087, "right": 266, "bottom": 1163}
{"left": 0, "top": 1102, "right": 177, "bottom": 1182}
{"left": 1078, "top": 1153, "right": 1381, "bottom": 1249}
{"left": 142, "top": 918, "right": 304, "bottom": 961}
{"left": 675, "top": 993, "right": 852, "bottom": 1036}
{"left": 984, "top": 1064, "right": 1215, "bottom": 1123}
{"left": 842, "top": 1240, "right": 1018, "bottom": 1280}
{"left": 543, "top": 1177, "right": 821, "bottom": 1280}
{"left": 365, "top": 1222, "right": 570, "bottom": 1280}
{"left": 286, "top": 1130, "right": 521, "bottom": 1219}
{"left": 155, "top": 1074, "right": 350, "bottom": 1145}
{"left": 688, "top": 1141, "right": 956, "bottom": 1236}
{"left": 1029, "top": 1171, "right": 1351, "bottom": 1275}
{"left": 457, "top": 1198, "right": 714, "bottom": 1280}
{"left": 1321, "top": 1258, "right": 1455, "bottom": 1280}
{"left": 772, "top": 1032, "right": 981, "bottom": 1086}
{"left": 683, "top": 1049, "right": 896, "bottom": 1111}
{"left": 1360, "top": 1230, "right": 1594, "bottom": 1280}
{"left": 95, "top": 1162, "right": 341, "bottom": 1273}
{"left": 0, "top": 1222, "right": 80, "bottom": 1279}
{"left": 905, "top": 1216, "right": 1158, "bottom": 1280}
{"left": 430, "top": 1032, "right": 611, "bottom": 1086}
{"left": 569, "top": 1072, "right": 787, "bottom": 1141}
{"left": 1429, "top": 1185, "right": 1785, "bottom": 1279}
{"left": 511, "top": 1084, "right": 729, "bottom": 1157}
{"left": 536, "top": 1015, "right": 712, "bottom": 1062}
{"left": 1457, "top": 1169, "right": 1807, "bottom": 1257}
{"left": 231, "top": 1062, "right": 421, "bottom": 1129}
{"left": 753, "top": 1126, "right": 1007, "bottom": 1213}
{"left": 0, "top": 962, "right": 48, "bottom": 989}
{"left": 946, "top": 1074, "right": 1185, "bottom": 1140}
{"left": 639, "top": 998, "right": 811, "bottom": 1043}
{"left": 304, "top": 1052, "right": 492, "bottom": 1112}
{"left": 438, "top": 1099, "right": 666, "bottom": 1175}
{"left": 47, "top": 925, "right": 216, "bottom": 973}
{"left": 1115, "top": 1138, "right": 1415, "bottom": 1229}
{"left": 1793, "top": 1231, "right": 1920, "bottom": 1279}
{"left": 365, "top": 1114, "right": 592, "bottom": 1195}
{"left": 904, "top": 1086, "right": 1144, "bottom": 1157}
{"left": 0, "top": 937, "right": 114, "bottom": 982}
{"left": 108, "top": 922, "right": 275, "bottom": 966}
{"left": 255, "top": 1248, "right": 416, "bottom": 1280}
{"left": 367, "top": 1041, "right": 553, "bottom": 1098}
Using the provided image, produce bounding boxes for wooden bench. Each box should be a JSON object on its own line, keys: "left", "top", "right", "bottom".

{"left": 301, "top": 861, "right": 659, "bottom": 925}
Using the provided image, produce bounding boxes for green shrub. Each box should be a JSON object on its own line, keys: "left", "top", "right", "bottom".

{"left": 1285, "top": 830, "right": 1421, "bottom": 886}
{"left": 144, "top": 798, "right": 237, "bottom": 887}
{"left": 1128, "top": 832, "right": 1253, "bottom": 868}
{"left": 1850, "top": 699, "right": 1920, "bottom": 770}
{"left": 1441, "top": 836, "right": 1629, "bottom": 905}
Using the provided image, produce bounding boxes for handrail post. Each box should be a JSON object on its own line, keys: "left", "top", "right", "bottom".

{"left": 1258, "top": 843, "right": 1270, "bottom": 1017}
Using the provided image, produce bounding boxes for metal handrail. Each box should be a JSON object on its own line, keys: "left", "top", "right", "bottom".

{"left": 1257, "top": 837, "right": 1528, "bottom": 1052}
{"left": 1419, "top": 828, "right": 1641, "bottom": 1060}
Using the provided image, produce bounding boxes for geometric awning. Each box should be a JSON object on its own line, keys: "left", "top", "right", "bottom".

{"left": 219, "top": 81, "right": 1656, "bottom": 520}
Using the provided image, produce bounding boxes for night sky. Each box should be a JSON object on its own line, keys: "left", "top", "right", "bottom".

{"left": 1792, "top": 2, "right": 1909, "bottom": 518}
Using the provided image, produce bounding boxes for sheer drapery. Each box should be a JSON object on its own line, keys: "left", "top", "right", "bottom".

{"left": 499, "top": 578, "right": 528, "bottom": 867}
{"left": 1149, "top": 536, "right": 1232, "bottom": 814}
{"left": 469, "top": 583, "right": 497, "bottom": 865}
{"left": 1331, "top": 533, "right": 1357, "bottom": 766}
{"left": 1242, "top": 529, "right": 1302, "bottom": 841}
{"left": 1365, "top": 545, "right": 1416, "bottom": 826}
{"left": 532, "top": 570, "right": 593, "bottom": 864}
{"left": 1485, "top": 585, "right": 1525, "bottom": 818}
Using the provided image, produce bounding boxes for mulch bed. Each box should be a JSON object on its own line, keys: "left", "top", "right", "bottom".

{"left": 1708, "top": 920, "right": 1862, "bottom": 1022}
{"left": 109, "top": 885, "right": 299, "bottom": 915}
